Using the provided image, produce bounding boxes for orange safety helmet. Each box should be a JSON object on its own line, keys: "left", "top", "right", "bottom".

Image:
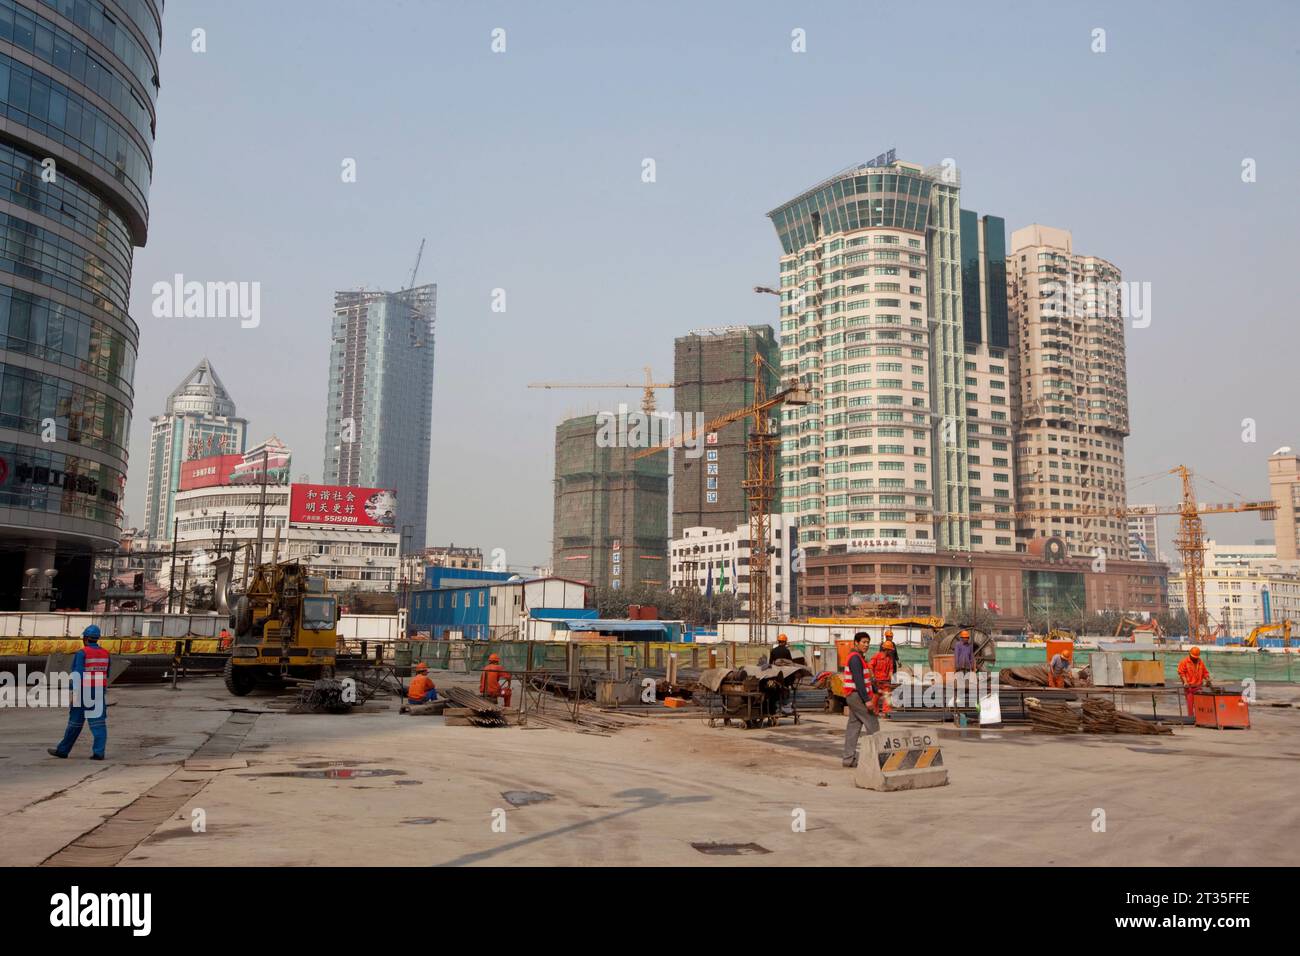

{"left": 959, "top": 629, "right": 971, "bottom": 639}
{"left": 488, "top": 653, "right": 501, "bottom": 663}
{"left": 884, "top": 628, "right": 894, "bottom": 638}
{"left": 777, "top": 634, "right": 789, "bottom": 644}
{"left": 414, "top": 662, "right": 428, "bottom": 673}
{"left": 1189, "top": 646, "right": 1201, "bottom": 658}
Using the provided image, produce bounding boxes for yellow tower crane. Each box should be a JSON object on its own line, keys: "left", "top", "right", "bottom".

{"left": 632, "top": 352, "right": 809, "bottom": 642}
{"left": 938, "top": 465, "right": 1277, "bottom": 643}
{"left": 528, "top": 367, "right": 672, "bottom": 415}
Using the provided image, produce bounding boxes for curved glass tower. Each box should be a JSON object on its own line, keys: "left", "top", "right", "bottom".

{"left": 0, "top": 0, "right": 162, "bottom": 609}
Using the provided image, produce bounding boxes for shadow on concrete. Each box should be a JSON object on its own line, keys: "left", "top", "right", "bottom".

{"left": 435, "top": 787, "right": 711, "bottom": 866}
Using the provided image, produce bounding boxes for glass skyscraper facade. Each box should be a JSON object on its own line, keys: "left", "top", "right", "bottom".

{"left": 0, "top": 0, "right": 162, "bottom": 609}
{"left": 322, "top": 285, "right": 435, "bottom": 551}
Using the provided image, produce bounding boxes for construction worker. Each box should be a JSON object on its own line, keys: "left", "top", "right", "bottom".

{"left": 841, "top": 632, "right": 878, "bottom": 768}
{"left": 219, "top": 627, "right": 232, "bottom": 651}
{"left": 480, "top": 653, "right": 512, "bottom": 707}
{"left": 47, "top": 625, "right": 109, "bottom": 761}
{"left": 869, "top": 638, "right": 897, "bottom": 714}
{"left": 1047, "top": 650, "right": 1071, "bottom": 689}
{"left": 1177, "top": 646, "right": 1211, "bottom": 717}
{"left": 407, "top": 662, "right": 438, "bottom": 704}
{"left": 770, "top": 633, "right": 793, "bottom": 664}
{"left": 953, "top": 629, "right": 976, "bottom": 672}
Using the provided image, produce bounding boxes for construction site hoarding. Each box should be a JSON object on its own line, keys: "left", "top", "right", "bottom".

{"left": 289, "top": 483, "right": 396, "bottom": 529}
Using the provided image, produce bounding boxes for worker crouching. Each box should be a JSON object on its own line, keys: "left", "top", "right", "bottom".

{"left": 1047, "top": 650, "right": 1071, "bottom": 689}
{"left": 407, "top": 662, "right": 439, "bottom": 704}
{"left": 480, "top": 653, "right": 512, "bottom": 707}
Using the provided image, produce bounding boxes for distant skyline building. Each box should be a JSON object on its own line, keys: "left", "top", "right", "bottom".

{"left": 322, "top": 285, "right": 436, "bottom": 552}
{"left": 1008, "top": 224, "right": 1130, "bottom": 559}
{"left": 672, "top": 326, "right": 780, "bottom": 537}
{"left": 0, "top": 0, "right": 164, "bottom": 609}
{"left": 143, "top": 360, "right": 247, "bottom": 543}
{"left": 1267, "top": 448, "right": 1300, "bottom": 562}
{"left": 551, "top": 412, "right": 669, "bottom": 590}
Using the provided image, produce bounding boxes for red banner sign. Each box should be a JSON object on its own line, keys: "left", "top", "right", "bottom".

{"left": 179, "top": 454, "right": 244, "bottom": 490}
{"left": 289, "top": 484, "right": 396, "bottom": 528}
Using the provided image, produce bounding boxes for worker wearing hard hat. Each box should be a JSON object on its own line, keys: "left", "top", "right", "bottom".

{"left": 47, "top": 625, "right": 110, "bottom": 761}
{"left": 770, "top": 633, "right": 794, "bottom": 664}
{"left": 869, "top": 637, "right": 897, "bottom": 714}
{"left": 480, "top": 653, "right": 512, "bottom": 707}
{"left": 953, "top": 629, "right": 976, "bottom": 672}
{"left": 841, "top": 632, "right": 878, "bottom": 768}
{"left": 1177, "top": 646, "right": 1211, "bottom": 718}
{"left": 407, "top": 662, "right": 439, "bottom": 704}
{"left": 1047, "top": 650, "right": 1071, "bottom": 689}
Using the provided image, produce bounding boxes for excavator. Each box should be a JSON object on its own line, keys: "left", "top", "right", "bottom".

{"left": 1244, "top": 620, "right": 1292, "bottom": 647}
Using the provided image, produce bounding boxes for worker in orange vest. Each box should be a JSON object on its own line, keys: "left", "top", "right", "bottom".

{"left": 407, "top": 662, "right": 438, "bottom": 704}
{"left": 480, "top": 653, "right": 512, "bottom": 707}
{"left": 841, "top": 632, "right": 878, "bottom": 768}
{"left": 219, "top": 627, "right": 232, "bottom": 651}
{"left": 1047, "top": 650, "right": 1071, "bottom": 689}
{"left": 868, "top": 638, "right": 897, "bottom": 714}
{"left": 1177, "top": 646, "right": 1211, "bottom": 718}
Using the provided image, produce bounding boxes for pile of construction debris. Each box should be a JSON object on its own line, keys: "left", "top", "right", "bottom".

{"left": 1026, "top": 697, "right": 1172, "bottom": 735}
{"left": 443, "top": 687, "right": 509, "bottom": 727}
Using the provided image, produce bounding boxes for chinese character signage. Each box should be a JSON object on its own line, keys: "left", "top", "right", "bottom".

{"left": 289, "top": 484, "right": 396, "bottom": 528}
{"left": 179, "top": 454, "right": 244, "bottom": 491}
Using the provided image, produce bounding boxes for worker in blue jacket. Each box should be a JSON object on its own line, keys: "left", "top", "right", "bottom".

{"left": 47, "top": 625, "right": 110, "bottom": 761}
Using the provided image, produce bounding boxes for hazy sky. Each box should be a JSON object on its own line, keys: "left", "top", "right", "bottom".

{"left": 126, "top": 0, "right": 1299, "bottom": 569}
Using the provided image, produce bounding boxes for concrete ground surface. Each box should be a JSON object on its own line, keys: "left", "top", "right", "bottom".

{"left": 2, "top": 678, "right": 1298, "bottom": 867}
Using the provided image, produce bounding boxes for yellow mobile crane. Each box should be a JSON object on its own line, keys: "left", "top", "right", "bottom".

{"left": 223, "top": 560, "right": 339, "bottom": 696}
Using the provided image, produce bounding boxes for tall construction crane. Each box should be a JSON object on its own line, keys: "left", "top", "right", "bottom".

{"left": 938, "top": 465, "right": 1277, "bottom": 643}
{"left": 528, "top": 366, "right": 672, "bottom": 415}
{"left": 633, "top": 352, "right": 810, "bottom": 642}
{"left": 403, "top": 238, "right": 425, "bottom": 290}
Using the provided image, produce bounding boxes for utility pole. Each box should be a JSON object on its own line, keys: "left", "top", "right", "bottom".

{"left": 216, "top": 509, "right": 228, "bottom": 559}
{"left": 254, "top": 448, "right": 269, "bottom": 566}
{"left": 167, "top": 516, "right": 179, "bottom": 613}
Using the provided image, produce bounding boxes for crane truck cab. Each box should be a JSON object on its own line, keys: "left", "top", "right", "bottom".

{"left": 223, "top": 561, "right": 339, "bottom": 696}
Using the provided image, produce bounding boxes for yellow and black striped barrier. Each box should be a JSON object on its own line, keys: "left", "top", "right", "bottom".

{"left": 0, "top": 638, "right": 223, "bottom": 657}
{"left": 855, "top": 731, "right": 949, "bottom": 791}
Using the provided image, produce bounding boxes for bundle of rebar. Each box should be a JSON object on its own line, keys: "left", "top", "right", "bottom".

{"left": 442, "top": 687, "right": 508, "bottom": 727}
{"left": 1025, "top": 697, "right": 1081, "bottom": 734}
{"left": 1082, "top": 698, "right": 1172, "bottom": 735}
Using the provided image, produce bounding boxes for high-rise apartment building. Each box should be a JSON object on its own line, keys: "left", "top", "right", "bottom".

{"left": 0, "top": 0, "right": 163, "bottom": 608}
{"left": 1267, "top": 448, "right": 1300, "bottom": 562}
{"left": 960, "top": 211, "right": 1018, "bottom": 553}
{"left": 672, "top": 326, "right": 780, "bottom": 536}
{"left": 1008, "top": 225, "right": 1129, "bottom": 559}
{"left": 143, "top": 360, "right": 247, "bottom": 543}
{"left": 1126, "top": 510, "right": 1161, "bottom": 562}
{"left": 551, "top": 412, "right": 668, "bottom": 590}
{"left": 767, "top": 155, "right": 971, "bottom": 604}
{"left": 322, "top": 285, "right": 435, "bottom": 551}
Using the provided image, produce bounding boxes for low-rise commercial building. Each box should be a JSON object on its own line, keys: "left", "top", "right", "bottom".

{"left": 669, "top": 516, "right": 798, "bottom": 620}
